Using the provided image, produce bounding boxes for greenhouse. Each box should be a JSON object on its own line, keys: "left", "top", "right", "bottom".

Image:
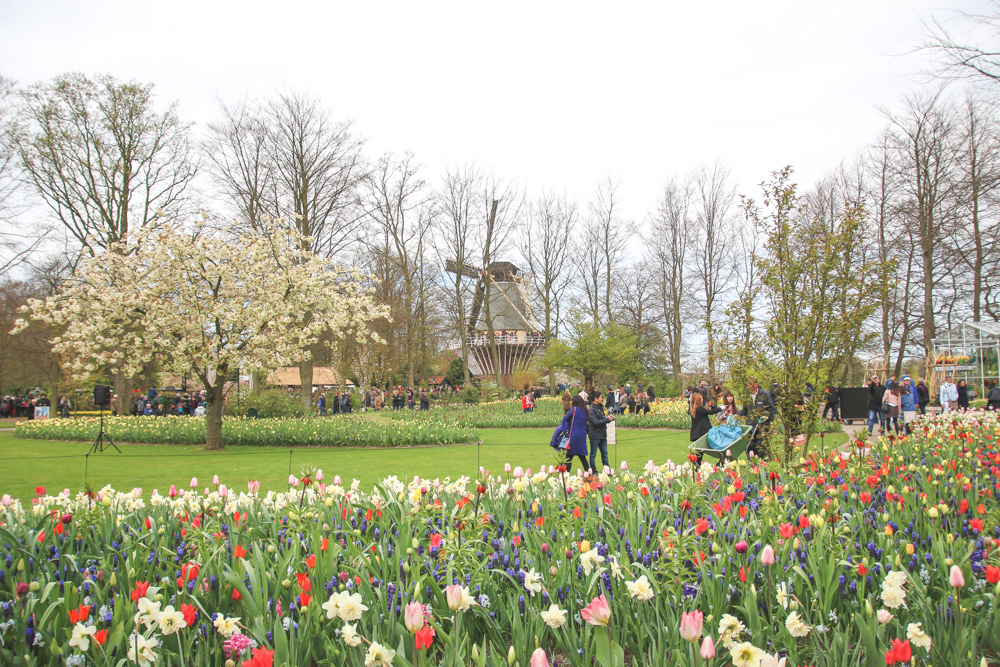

{"left": 932, "top": 320, "right": 1000, "bottom": 394}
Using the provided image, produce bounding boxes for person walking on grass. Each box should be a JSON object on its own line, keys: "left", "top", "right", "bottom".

{"left": 561, "top": 389, "right": 572, "bottom": 414}
{"left": 900, "top": 375, "right": 918, "bottom": 433}
{"left": 560, "top": 395, "right": 590, "bottom": 472}
{"left": 587, "top": 392, "right": 614, "bottom": 474}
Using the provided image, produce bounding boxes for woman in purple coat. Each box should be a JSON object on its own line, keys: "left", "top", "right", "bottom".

{"left": 560, "top": 395, "right": 591, "bottom": 472}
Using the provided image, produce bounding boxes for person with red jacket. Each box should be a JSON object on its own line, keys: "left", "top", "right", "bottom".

{"left": 521, "top": 390, "right": 534, "bottom": 413}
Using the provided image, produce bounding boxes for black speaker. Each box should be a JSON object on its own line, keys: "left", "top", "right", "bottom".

{"left": 93, "top": 385, "right": 111, "bottom": 406}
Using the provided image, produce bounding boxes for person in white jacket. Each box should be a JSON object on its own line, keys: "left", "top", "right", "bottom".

{"left": 939, "top": 378, "right": 958, "bottom": 413}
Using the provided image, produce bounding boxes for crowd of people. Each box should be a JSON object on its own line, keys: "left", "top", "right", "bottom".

{"left": 0, "top": 393, "right": 52, "bottom": 419}
{"left": 316, "top": 386, "right": 438, "bottom": 415}
{"left": 114, "top": 388, "right": 209, "bottom": 417}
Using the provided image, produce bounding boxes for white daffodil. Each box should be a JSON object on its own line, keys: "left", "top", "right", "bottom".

{"left": 213, "top": 615, "right": 241, "bottom": 637}
{"left": 580, "top": 547, "right": 605, "bottom": 576}
{"left": 157, "top": 605, "right": 187, "bottom": 635}
{"left": 127, "top": 633, "right": 159, "bottom": 667}
{"left": 68, "top": 623, "right": 96, "bottom": 652}
{"left": 907, "top": 622, "right": 932, "bottom": 652}
{"left": 523, "top": 568, "right": 543, "bottom": 596}
{"left": 625, "top": 575, "right": 654, "bottom": 601}
{"left": 364, "top": 640, "right": 396, "bottom": 666}
{"left": 784, "top": 611, "right": 812, "bottom": 638}
{"left": 336, "top": 592, "right": 369, "bottom": 622}
{"left": 341, "top": 622, "right": 363, "bottom": 647}
{"left": 540, "top": 604, "right": 567, "bottom": 629}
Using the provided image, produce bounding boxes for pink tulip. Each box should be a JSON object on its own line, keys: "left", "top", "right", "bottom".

{"left": 620, "top": 460, "right": 629, "bottom": 471}
{"left": 218, "top": 484, "right": 229, "bottom": 498}
{"left": 530, "top": 648, "right": 550, "bottom": 667}
{"left": 513, "top": 466, "right": 524, "bottom": 478}
{"left": 168, "top": 485, "right": 177, "bottom": 498}
{"left": 212, "top": 475, "right": 220, "bottom": 486}
{"left": 333, "top": 475, "right": 342, "bottom": 485}
{"left": 318, "top": 483, "right": 327, "bottom": 495}
{"left": 189, "top": 477, "right": 198, "bottom": 489}
{"left": 734, "top": 541, "right": 748, "bottom": 554}
{"left": 525, "top": 468, "right": 532, "bottom": 477}
{"left": 700, "top": 636, "right": 716, "bottom": 659}
{"left": 247, "top": 480, "right": 260, "bottom": 494}
{"left": 761, "top": 545, "right": 776, "bottom": 566}
{"left": 950, "top": 565, "right": 965, "bottom": 588}
{"left": 288, "top": 475, "right": 299, "bottom": 487}
{"left": 1, "top": 494, "right": 11, "bottom": 507}
{"left": 679, "top": 610, "right": 703, "bottom": 643}
{"left": 315, "top": 469, "right": 324, "bottom": 482}
{"left": 404, "top": 601, "right": 424, "bottom": 633}
{"left": 504, "top": 463, "right": 512, "bottom": 473}
{"left": 580, "top": 594, "right": 612, "bottom": 626}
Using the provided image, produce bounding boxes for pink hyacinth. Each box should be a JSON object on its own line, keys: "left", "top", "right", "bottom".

{"left": 222, "top": 632, "right": 252, "bottom": 658}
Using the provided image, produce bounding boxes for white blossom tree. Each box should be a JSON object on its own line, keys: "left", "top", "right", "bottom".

{"left": 14, "top": 219, "right": 387, "bottom": 450}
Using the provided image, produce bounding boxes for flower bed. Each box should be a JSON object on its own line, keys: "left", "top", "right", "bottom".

{"left": 12, "top": 415, "right": 478, "bottom": 448}
{"left": 386, "top": 396, "right": 693, "bottom": 429}
{"left": 1, "top": 413, "right": 999, "bottom": 666}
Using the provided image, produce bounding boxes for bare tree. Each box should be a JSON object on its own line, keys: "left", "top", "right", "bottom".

{"left": 0, "top": 75, "right": 44, "bottom": 278}
{"left": 362, "top": 152, "right": 430, "bottom": 388}
{"left": 690, "top": 161, "right": 738, "bottom": 378}
{"left": 884, "top": 90, "right": 958, "bottom": 375}
{"left": 14, "top": 72, "right": 198, "bottom": 256}
{"left": 433, "top": 163, "right": 482, "bottom": 385}
{"left": 268, "top": 91, "right": 367, "bottom": 261}
{"left": 649, "top": 178, "right": 691, "bottom": 385}
{"left": 587, "top": 176, "right": 634, "bottom": 325}
{"left": 203, "top": 97, "right": 276, "bottom": 227}
{"left": 522, "top": 191, "right": 576, "bottom": 393}
{"left": 918, "top": 3, "right": 1000, "bottom": 85}
{"left": 953, "top": 92, "right": 1000, "bottom": 322}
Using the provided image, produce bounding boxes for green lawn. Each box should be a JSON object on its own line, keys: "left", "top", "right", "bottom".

{"left": 0, "top": 428, "right": 848, "bottom": 501}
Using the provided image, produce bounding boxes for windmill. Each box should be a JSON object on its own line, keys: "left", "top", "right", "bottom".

{"left": 446, "top": 259, "right": 545, "bottom": 388}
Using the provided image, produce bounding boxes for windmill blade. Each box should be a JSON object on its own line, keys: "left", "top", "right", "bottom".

{"left": 445, "top": 259, "right": 481, "bottom": 280}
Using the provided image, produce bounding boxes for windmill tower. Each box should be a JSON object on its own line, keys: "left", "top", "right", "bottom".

{"left": 446, "top": 260, "right": 545, "bottom": 388}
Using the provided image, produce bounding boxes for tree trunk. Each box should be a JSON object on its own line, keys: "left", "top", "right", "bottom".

{"left": 299, "top": 359, "right": 314, "bottom": 413}
{"left": 204, "top": 380, "right": 225, "bottom": 451}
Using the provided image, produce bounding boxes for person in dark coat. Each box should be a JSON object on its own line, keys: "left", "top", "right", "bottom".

{"left": 560, "top": 395, "right": 590, "bottom": 472}
{"left": 987, "top": 381, "right": 1000, "bottom": 411}
{"left": 822, "top": 384, "right": 840, "bottom": 421}
{"left": 866, "top": 376, "right": 886, "bottom": 435}
{"left": 916, "top": 381, "right": 929, "bottom": 415}
{"left": 690, "top": 392, "right": 722, "bottom": 465}
{"left": 957, "top": 379, "right": 970, "bottom": 411}
{"left": 587, "top": 392, "right": 614, "bottom": 473}
{"left": 419, "top": 390, "right": 430, "bottom": 411}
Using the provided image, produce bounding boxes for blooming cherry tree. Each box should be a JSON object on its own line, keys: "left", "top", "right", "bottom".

{"left": 15, "top": 218, "right": 388, "bottom": 449}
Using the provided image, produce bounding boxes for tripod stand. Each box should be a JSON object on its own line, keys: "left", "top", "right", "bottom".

{"left": 88, "top": 406, "right": 121, "bottom": 455}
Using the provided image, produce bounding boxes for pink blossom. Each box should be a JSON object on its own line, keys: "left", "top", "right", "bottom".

{"left": 581, "top": 594, "right": 611, "bottom": 626}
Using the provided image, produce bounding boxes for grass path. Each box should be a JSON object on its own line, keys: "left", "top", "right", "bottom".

{"left": 0, "top": 429, "right": 848, "bottom": 501}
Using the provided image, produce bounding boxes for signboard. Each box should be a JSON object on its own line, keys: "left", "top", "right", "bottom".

{"left": 34, "top": 406, "right": 50, "bottom": 420}
{"left": 607, "top": 419, "right": 617, "bottom": 445}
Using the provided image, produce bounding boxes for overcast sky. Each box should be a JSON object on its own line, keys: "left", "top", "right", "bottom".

{"left": 0, "top": 0, "right": 986, "bottom": 229}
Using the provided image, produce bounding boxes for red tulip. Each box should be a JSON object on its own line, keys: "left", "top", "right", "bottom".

{"left": 296, "top": 573, "right": 311, "bottom": 593}
{"left": 415, "top": 625, "right": 435, "bottom": 650}
{"left": 240, "top": 647, "right": 275, "bottom": 667}
{"left": 298, "top": 592, "right": 312, "bottom": 608}
{"left": 986, "top": 565, "right": 1000, "bottom": 585}
{"left": 181, "top": 603, "right": 197, "bottom": 627}
{"left": 131, "top": 581, "right": 150, "bottom": 602}
{"left": 234, "top": 545, "right": 247, "bottom": 559}
{"left": 93, "top": 629, "right": 108, "bottom": 645}
{"left": 304, "top": 554, "right": 316, "bottom": 569}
